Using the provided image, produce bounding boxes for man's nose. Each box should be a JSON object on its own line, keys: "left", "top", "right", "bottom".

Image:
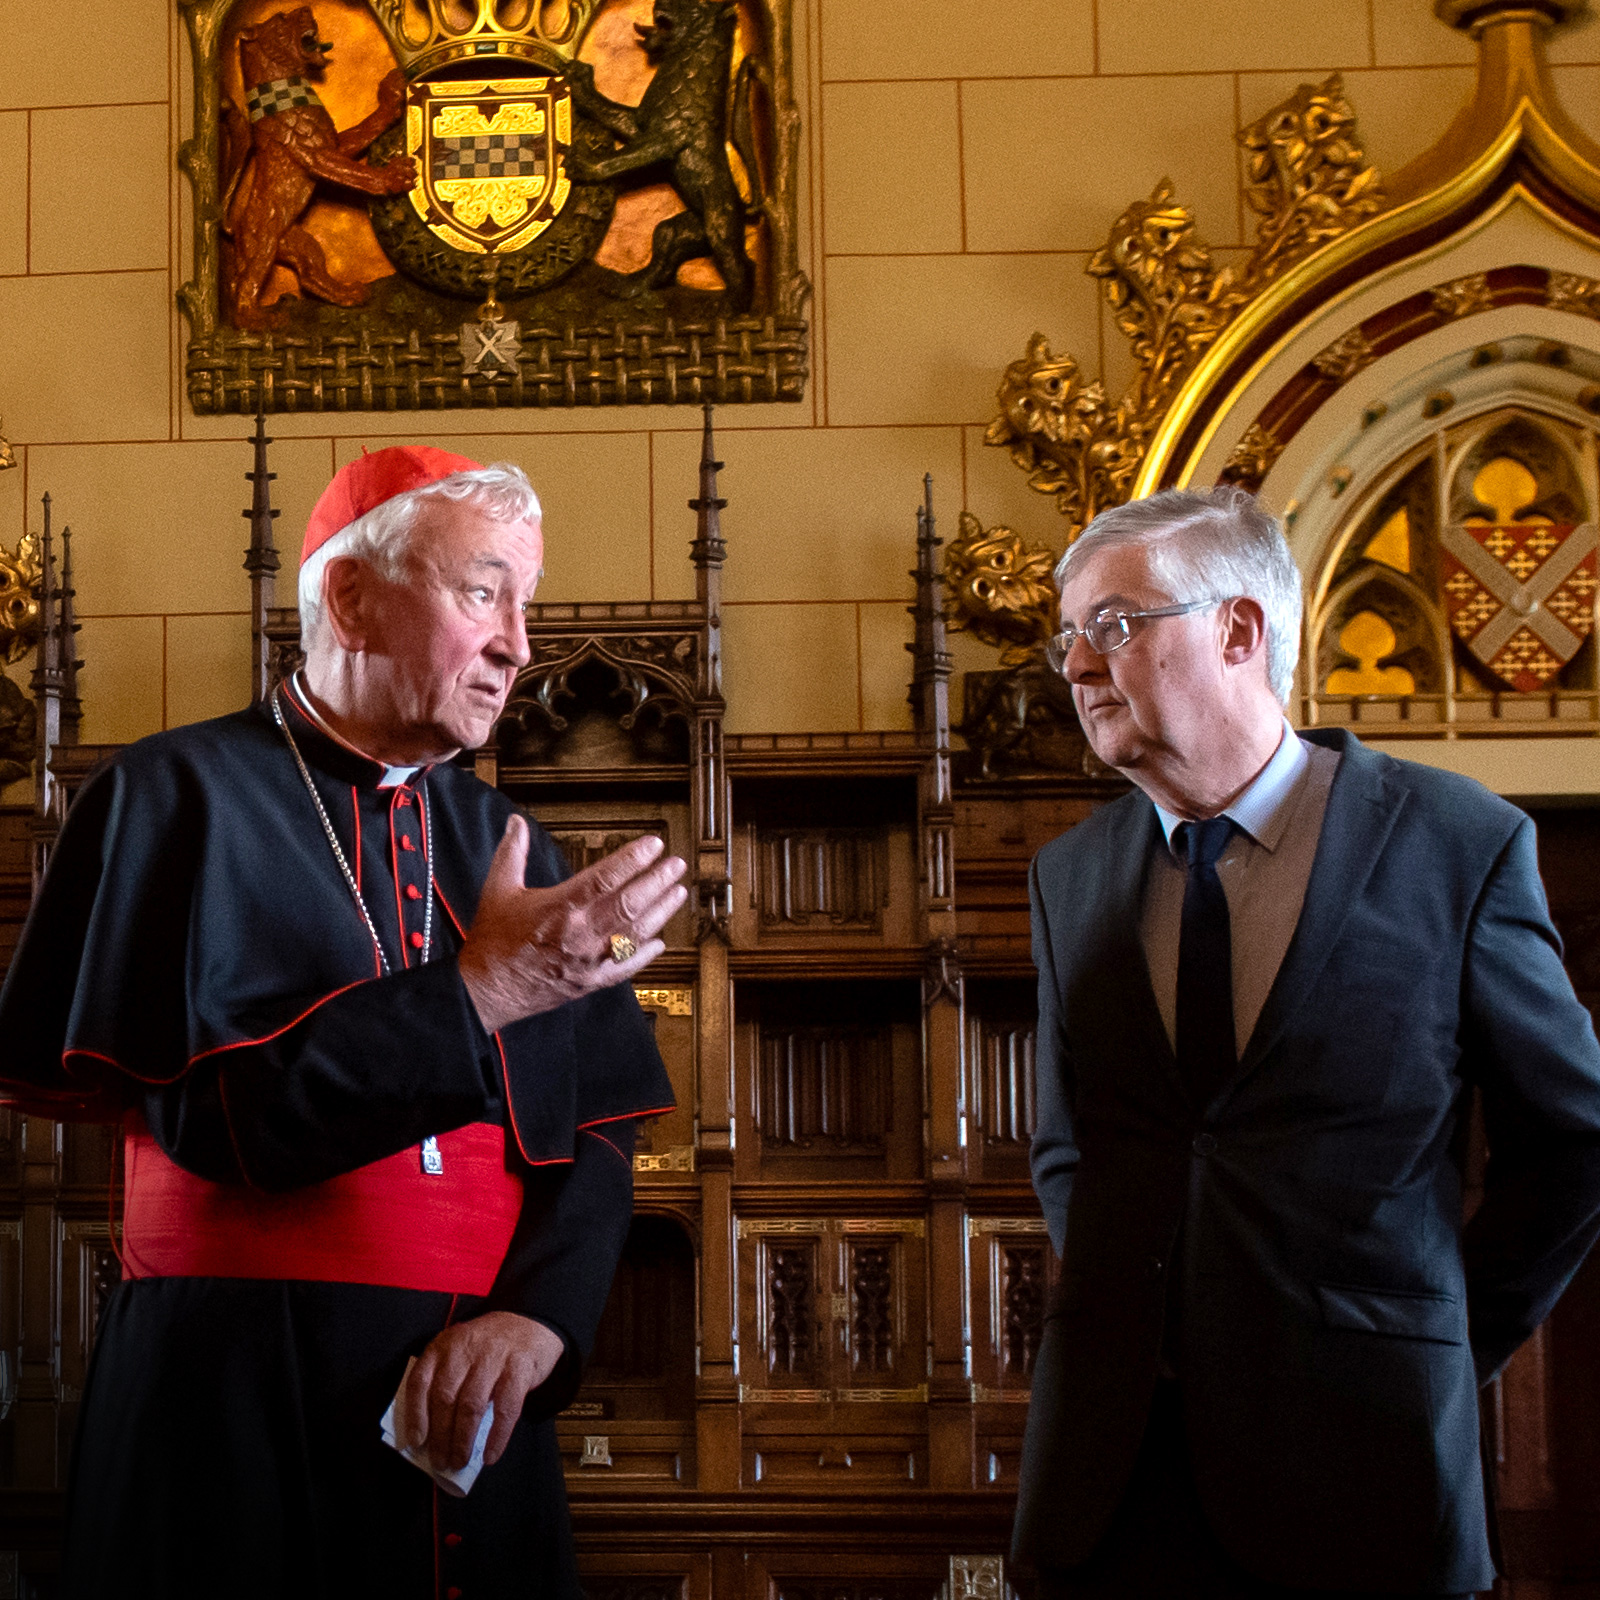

{"left": 492, "top": 601, "right": 532, "bottom": 669}
{"left": 1064, "top": 629, "right": 1106, "bottom": 683}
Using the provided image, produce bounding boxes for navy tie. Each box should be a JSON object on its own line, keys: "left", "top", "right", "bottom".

{"left": 1174, "top": 816, "right": 1236, "bottom": 1105}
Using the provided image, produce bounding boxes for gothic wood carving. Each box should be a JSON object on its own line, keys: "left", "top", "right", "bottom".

{"left": 757, "top": 827, "right": 885, "bottom": 931}
{"left": 757, "top": 1023, "right": 892, "bottom": 1150}
{"left": 766, "top": 1241, "right": 817, "bottom": 1377}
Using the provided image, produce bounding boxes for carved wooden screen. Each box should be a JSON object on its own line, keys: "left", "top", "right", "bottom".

{"left": 964, "top": 979, "right": 1037, "bottom": 1185}
{"left": 734, "top": 982, "right": 922, "bottom": 1182}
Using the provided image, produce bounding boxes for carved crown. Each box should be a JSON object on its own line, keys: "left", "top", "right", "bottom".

{"left": 365, "top": 0, "right": 598, "bottom": 77}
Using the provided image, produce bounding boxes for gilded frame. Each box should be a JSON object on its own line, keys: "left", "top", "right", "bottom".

{"left": 176, "top": 0, "right": 810, "bottom": 414}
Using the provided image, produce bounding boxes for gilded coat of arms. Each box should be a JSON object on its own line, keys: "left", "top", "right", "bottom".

{"left": 1443, "top": 458, "right": 1599, "bottom": 692}
{"left": 179, "top": 0, "right": 807, "bottom": 413}
{"left": 407, "top": 78, "right": 571, "bottom": 257}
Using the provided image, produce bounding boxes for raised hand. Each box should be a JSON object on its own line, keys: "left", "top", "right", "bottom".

{"left": 458, "top": 817, "right": 688, "bottom": 1036}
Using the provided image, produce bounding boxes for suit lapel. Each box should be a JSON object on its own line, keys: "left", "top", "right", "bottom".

{"left": 1224, "top": 732, "right": 1408, "bottom": 1097}
{"left": 1072, "top": 794, "right": 1183, "bottom": 1095}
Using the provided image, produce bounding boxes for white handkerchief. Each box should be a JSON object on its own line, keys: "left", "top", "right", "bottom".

{"left": 380, "top": 1356, "right": 495, "bottom": 1499}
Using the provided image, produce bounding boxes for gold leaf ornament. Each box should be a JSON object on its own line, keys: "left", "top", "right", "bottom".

{"left": 986, "top": 77, "right": 1384, "bottom": 542}
{"left": 0, "top": 530, "right": 43, "bottom": 666}
{"left": 941, "top": 512, "right": 1060, "bottom": 665}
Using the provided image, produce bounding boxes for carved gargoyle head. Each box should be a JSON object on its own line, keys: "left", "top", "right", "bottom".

{"left": 239, "top": 6, "right": 334, "bottom": 88}
{"left": 942, "top": 511, "right": 1059, "bottom": 664}
{"left": 989, "top": 333, "right": 1090, "bottom": 449}
{"left": 0, "top": 532, "right": 41, "bottom": 667}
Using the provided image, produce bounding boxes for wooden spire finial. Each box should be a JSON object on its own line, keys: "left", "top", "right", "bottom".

{"left": 58, "top": 520, "right": 81, "bottom": 746}
{"left": 243, "top": 389, "right": 282, "bottom": 704}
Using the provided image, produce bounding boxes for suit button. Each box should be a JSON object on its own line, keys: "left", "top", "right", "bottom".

{"left": 1193, "top": 1132, "right": 1218, "bottom": 1156}
{"left": 1148, "top": 1257, "right": 1164, "bottom": 1279}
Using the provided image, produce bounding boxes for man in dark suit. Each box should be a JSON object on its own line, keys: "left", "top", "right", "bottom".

{"left": 1013, "top": 486, "right": 1600, "bottom": 1599}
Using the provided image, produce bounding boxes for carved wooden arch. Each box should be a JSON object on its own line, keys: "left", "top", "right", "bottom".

{"left": 630, "top": 1198, "right": 703, "bottom": 1257}
{"left": 496, "top": 629, "right": 702, "bottom": 762}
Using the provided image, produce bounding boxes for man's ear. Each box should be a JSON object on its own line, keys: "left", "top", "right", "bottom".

{"left": 321, "top": 556, "right": 372, "bottom": 653}
{"left": 1220, "top": 596, "right": 1268, "bottom": 671}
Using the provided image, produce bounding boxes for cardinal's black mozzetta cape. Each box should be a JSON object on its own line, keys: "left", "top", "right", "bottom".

{"left": 0, "top": 690, "right": 673, "bottom": 1599}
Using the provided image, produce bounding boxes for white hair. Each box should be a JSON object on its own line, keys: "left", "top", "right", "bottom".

{"left": 298, "top": 462, "right": 542, "bottom": 642}
{"left": 1055, "top": 485, "right": 1303, "bottom": 705}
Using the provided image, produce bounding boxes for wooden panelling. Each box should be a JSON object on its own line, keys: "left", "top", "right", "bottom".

{"left": 756, "top": 828, "right": 886, "bottom": 934}
{"left": 734, "top": 984, "right": 923, "bottom": 1181}
{"left": 964, "top": 980, "right": 1038, "bottom": 1183}
{"left": 968, "top": 1218, "right": 1054, "bottom": 1408}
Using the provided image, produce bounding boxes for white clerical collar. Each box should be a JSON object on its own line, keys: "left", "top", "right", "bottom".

{"left": 1155, "top": 717, "right": 1308, "bottom": 856}
{"left": 288, "top": 674, "right": 422, "bottom": 788}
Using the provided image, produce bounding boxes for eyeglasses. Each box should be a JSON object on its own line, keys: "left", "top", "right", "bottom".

{"left": 1046, "top": 598, "right": 1221, "bottom": 673}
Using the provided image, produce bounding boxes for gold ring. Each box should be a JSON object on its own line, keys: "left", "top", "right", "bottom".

{"left": 609, "top": 933, "right": 637, "bottom": 963}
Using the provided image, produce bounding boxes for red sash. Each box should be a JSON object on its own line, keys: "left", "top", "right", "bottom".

{"left": 120, "top": 1115, "right": 523, "bottom": 1296}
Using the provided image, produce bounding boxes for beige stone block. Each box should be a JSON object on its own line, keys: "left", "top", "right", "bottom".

{"left": 30, "top": 106, "right": 168, "bottom": 274}
{"left": 826, "top": 253, "right": 1097, "bottom": 427}
{"left": 721, "top": 601, "right": 858, "bottom": 732}
{"left": 1548, "top": 10, "right": 1600, "bottom": 65}
{"left": 824, "top": 82, "right": 962, "bottom": 255}
{"left": 77, "top": 615, "right": 163, "bottom": 745}
{"left": 1239, "top": 67, "right": 1474, "bottom": 190}
{"left": 963, "top": 76, "right": 1241, "bottom": 254}
{"left": 651, "top": 423, "right": 962, "bottom": 603}
{"left": 30, "top": 437, "right": 332, "bottom": 619}
{"left": 0, "top": 274, "right": 170, "bottom": 442}
{"left": 1549, "top": 65, "right": 1600, "bottom": 152}
{"left": 0, "top": 0, "right": 168, "bottom": 109}
{"left": 963, "top": 424, "right": 1072, "bottom": 553}
{"left": 1098, "top": 0, "right": 1369, "bottom": 74}
{"left": 0, "top": 112, "right": 26, "bottom": 276}
{"left": 167, "top": 612, "right": 251, "bottom": 729}
{"left": 821, "top": 0, "right": 1093, "bottom": 81}
{"left": 0, "top": 451, "right": 24, "bottom": 555}
{"left": 857, "top": 600, "right": 915, "bottom": 731}
{"left": 1371, "top": 0, "right": 1475, "bottom": 66}
{"left": 334, "top": 432, "right": 652, "bottom": 604}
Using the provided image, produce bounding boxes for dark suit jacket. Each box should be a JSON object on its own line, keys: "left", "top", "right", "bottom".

{"left": 1013, "top": 729, "right": 1600, "bottom": 1594}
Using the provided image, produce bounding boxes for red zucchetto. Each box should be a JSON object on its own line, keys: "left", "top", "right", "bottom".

{"left": 302, "top": 445, "right": 485, "bottom": 563}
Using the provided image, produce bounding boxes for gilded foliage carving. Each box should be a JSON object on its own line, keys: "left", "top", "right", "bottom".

{"left": 984, "top": 74, "right": 1385, "bottom": 542}
{"left": 1236, "top": 75, "right": 1386, "bottom": 291}
{"left": 1545, "top": 270, "right": 1600, "bottom": 317}
{"left": 941, "top": 512, "right": 1057, "bottom": 666}
{"left": 1220, "top": 421, "right": 1285, "bottom": 485}
{"left": 0, "top": 532, "right": 42, "bottom": 667}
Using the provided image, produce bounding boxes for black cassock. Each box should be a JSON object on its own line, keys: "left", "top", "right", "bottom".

{"left": 0, "top": 686, "right": 673, "bottom": 1599}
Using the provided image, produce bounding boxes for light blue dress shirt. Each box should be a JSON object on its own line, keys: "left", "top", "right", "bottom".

{"left": 1141, "top": 720, "right": 1341, "bottom": 1056}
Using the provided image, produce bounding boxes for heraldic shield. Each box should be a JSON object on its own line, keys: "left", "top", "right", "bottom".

{"left": 1442, "top": 458, "right": 1599, "bottom": 692}
{"left": 406, "top": 76, "right": 574, "bottom": 256}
